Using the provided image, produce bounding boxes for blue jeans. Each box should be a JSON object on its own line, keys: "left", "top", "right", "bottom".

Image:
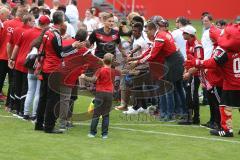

{"left": 24, "top": 73, "right": 41, "bottom": 116}
{"left": 159, "top": 91, "right": 175, "bottom": 119}
{"left": 174, "top": 80, "right": 187, "bottom": 116}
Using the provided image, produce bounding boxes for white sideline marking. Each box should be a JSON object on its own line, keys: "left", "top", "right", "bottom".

{"left": 0, "top": 114, "right": 201, "bottom": 128}
{"left": 110, "top": 126, "right": 240, "bottom": 144}
{"left": 1, "top": 114, "right": 240, "bottom": 144}
{"left": 74, "top": 122, "right": 201, "bottom": 128}
{"left": 0, "top": 115, "right": 15, "bottom": 118}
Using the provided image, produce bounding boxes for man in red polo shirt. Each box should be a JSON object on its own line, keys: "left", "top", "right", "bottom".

{"left": 0, "top": 6, "right": 10, "bottom": 101}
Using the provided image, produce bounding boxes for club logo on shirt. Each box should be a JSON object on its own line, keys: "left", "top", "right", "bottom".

{"left": 7, "top": 27, "right": 14, "bottom": 33}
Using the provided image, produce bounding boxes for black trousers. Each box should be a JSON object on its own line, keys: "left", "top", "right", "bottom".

{"left": 36, "top": 72, "right": 60, "bottom": 131}
{"left": 90, "top": 92, "right": 113, "bottom": 136}
{"left": 0, "top": 60, "right": 9, "bottom": 93}
{"left": 206, "top": 87, "right": 222, "bottom": 127}
{"left": 13, "top": 70, "right": 28, "bottom": 114}
{"left": 186, "top": 76, "right": 200, "bottom": 121}
{"left": 0, "top": 60, "right": 15, "bottom": 108}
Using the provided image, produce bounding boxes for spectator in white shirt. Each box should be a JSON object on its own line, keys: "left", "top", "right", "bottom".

{"left": 57, "top": 6, "right": 76, "bottom": 38}
{"left": 171, "top": 16, "right": 190, "bottom": 59}
{"left": 66, "top": 0, "right": 79, "bottom": 32}
{"left": 83, "top": 9, "right": 98, "bottom": 34}
{"left": 201, "top": 14, "right": 214, "bottom": 60}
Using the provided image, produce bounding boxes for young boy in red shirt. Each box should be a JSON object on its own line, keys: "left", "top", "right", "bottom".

{"left": 80, "top": 53, "right": 118, "bottom": 139}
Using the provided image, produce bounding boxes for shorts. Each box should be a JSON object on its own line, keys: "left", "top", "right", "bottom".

{"left": 220, "top": 90, "right": 240, "bottom": 107}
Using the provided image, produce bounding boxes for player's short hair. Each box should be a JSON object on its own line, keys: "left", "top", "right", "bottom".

{"left": 103, "top": 53, "right": 113, "bottom": 65}
{"left": 75, "top": 29, "right": 88, "bottom": 42}
{"left": 102, "top": 13, "right": 114, "bottom": 21}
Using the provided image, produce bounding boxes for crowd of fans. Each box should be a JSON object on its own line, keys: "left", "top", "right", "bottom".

{"left": 0, "top": 0, "right": 240, "bottom": 138}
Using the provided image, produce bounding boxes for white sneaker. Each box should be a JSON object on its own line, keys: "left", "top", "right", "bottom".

{"left": 12, "top": 114, "right": 18, "bottom": 117}
{"left": 88, "top": 133, "right": 95, "bottom": 138}
{"left": 123, "top": 107, "right": 139, "bottom": 115}
{"left": 137, "top": 107, "right": 147, "bottom": 113}
{"left": 128, "top": 106, "right": 133, "bottom": 110}
{"left": 102, "top": 135, "right": 108, "bottom": 139}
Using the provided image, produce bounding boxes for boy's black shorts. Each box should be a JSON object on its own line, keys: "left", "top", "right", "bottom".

{"left": 220, "top": 90, "right": 240, "bottom": 107}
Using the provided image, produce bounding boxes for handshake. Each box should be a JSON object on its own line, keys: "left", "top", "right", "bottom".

{"left": 184, "top": 54, "right": 204, "bottom": 69}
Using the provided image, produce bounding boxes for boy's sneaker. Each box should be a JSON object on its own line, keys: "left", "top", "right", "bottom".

{"left": 210, "top": 129, "right": 234, "bottom": 137}
{"left": 88, "top": 133, "right": 95, "bottom": 138}
{"left": 102, "top": 135, "right": 108, "bottom": 139}
{"left": 59, "top": 124, "right": 67, "bottom": 132}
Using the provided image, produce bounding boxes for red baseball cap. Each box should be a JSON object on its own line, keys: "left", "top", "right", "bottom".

{"left": 38, "top": 15, "right": 51, "bottom": 25}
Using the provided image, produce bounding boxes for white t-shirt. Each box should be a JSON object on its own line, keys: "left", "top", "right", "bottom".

{"left": 132, "top": 35, "right": 148, "bottom": 57}
{"left": 65, "top": 22, "right": 76, "bottom": 38}
{"left": 83, "top": 18, "right": 98, "bottom": 34}
{"left": 171, "top": 28, "right": 187, "bottom": 59}
{"left": 201, "top": 28, "right": 214, "bottom": 60}
{"left": 66, "top": 4, "right": 79, "bottom": 32}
